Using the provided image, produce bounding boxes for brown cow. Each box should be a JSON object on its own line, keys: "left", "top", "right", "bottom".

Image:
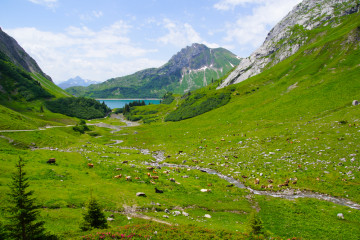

{"left": 125, "top": 176, "right": 131, "bottom": 181}
{"left": 151, "top": 176, "right": 159, "bottom": 180}
{"left": 114, "top": 174, "right": 122, "bottom": 179}
{"left": 47, "top": 158, "right": 56, "bottom": 164}
{"left": 254, "top": 178, "right": 260, "bottom": 185}
{"left": 147, "top": 167, "right": 154, "bottom": 171}
{"left": 87, "top": 163, "right": 94, "bottom": 168}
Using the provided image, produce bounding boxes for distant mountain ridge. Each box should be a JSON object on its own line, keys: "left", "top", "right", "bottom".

{"left": 66, "top": 43, "right": 241, "bottom": 98}
{"left": 59, "top": 76, "right": 100, "bottom": 89}
{"left": 219, "top": 0, "right": 360, "bottom": 88}
{"left": 0, "top": 27, "right": 52, "bottom": 82}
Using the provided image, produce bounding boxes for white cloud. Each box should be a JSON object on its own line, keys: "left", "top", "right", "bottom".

{"left": 93, "top": 11, "right": 103, "bottom": 18}
{"left": 28, "top": 0, "right": 58, "bottom": 9}
{"left": 218, "top": 0, "right": 301, "bottom": 56}
{"left": 157, "top": 19, "right": 220, "bottom": 49}
{"left": 5, "top": 21, "right": 161, "bottom": 83}
{"left": 158, "top": 19, "right": 202, "bottom": 47}
{"left": 80, "top": 10, "right": 104, "bottom": 21}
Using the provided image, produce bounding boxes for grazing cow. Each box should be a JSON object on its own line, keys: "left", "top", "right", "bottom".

{"left": 298, "top": 165, "right": 302, "bottom": 168}
{"left": 87, "top": 163, "right": 94, "bottom": 168}
{"left": 155, "top": 187, "right": 163, "bottom": 193}
{"left": 268, "top": 179, "right": 273, "bottom": 183}
{"left": 122, "top": 161, "right": 128, "bottom": 164}
{"left": 151, "top": 176, "right": 159, "bottom": 180}
{"left": 125, "top": 176, "right": 131, "bottom": 181}
{"left": 47, "top": 158, "right": 56, "bottom": 164}
{"left": 163, "top": 170, "right": 169, "bottom": 174}
{"left": 153, "top": 170, "right": 158, "bottom": 174}
{"left": 268, "top": 184, "right": 273, "bottom": 188}
{"left": 261, "top": 185, "right": 267, "bottom": 189}
{"left": 208, "top": 183, "right": 213, "bottom": 187}
{"left": 242, "top": 175, "right": 248, "bottom": 179}
{"left": 150, "top": 180, "right": 156, "bottom": 184}
{"left": 147, "top": 173, "right": 151, "bottom": 177}
{"left": 147, "top": 167, "right": 154, "bottom": 171}
{"left": 178, "top": 151, "right": 183, "bottom": 154}
{"left": 115, "top": 168, "right": 122, "bottom": 171}
{"left": 114, "top": 174, "right": 122, "bottom": 179}
{"left": 254, "top": 178, "right": 260, "bottom": 185}
{"left": 292, "top": 178, "right": 298, "bottom": 184}
{"left": 169, "top": 178, "right": 175, "bottom": 182}
{"left": 284, "top": 179, "right": 289, "bottom": 186}
{"left": 135, "top": 177, "right": 140, "bottom": 180}
{"left": 175, "top": 167, "right": 180, "bottom": 173}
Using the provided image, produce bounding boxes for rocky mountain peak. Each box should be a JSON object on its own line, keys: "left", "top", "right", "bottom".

{"left": 0, "top": 28, "right": 52, "bottom": 82}
{"left": 219, "top": 0, "right": 360, "bottom": 88}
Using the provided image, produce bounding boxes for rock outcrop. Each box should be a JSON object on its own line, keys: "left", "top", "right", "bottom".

{"left": 0, "top": 27, "right": 52, "bottom": 82}
{"left": 218, "top": 0, "right": 360, "bottom": 88}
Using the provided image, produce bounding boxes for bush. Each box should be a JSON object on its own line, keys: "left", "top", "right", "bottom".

{"left": 165, "top": 92, "right": 231, "bottom": 121}
{"left": 45, "top": 97, "right": 111, "bottom": 119}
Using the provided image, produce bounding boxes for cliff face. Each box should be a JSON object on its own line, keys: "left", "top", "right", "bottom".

{"left": 0, "top": 27, "right": 52, "bottom": 82}
{"left": 219, "top": 0, "right": 360, "bottom": 88}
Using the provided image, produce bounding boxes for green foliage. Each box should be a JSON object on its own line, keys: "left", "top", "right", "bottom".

{"left": 248, "top": 212, "right": 264, "bottom": 235}
{"left": 73, "top": 119, "right": 90, "bottom": 134}
{"left": 161, "top": 92, "right": 175, "bottom": 104}
{"left": 5, "top": 157, "right": 53, "bottom": 240}
{"left": 0, "top": 51, "right": 54, "bottom": 101}
{"left": 45, "top": 97, "right": 111, "bottom": 119}
{"left": 165, "top": 92, "right": 231, "bottom": 121}
{"left": 80, "top": 196, "right": 108, "bottom": 231}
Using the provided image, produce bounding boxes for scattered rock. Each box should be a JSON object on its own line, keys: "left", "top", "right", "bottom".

{"left": 204, "top": 214, "right": 211, "bottom": 218}
{"left": 337, "top": 213, "right": 344, "bottom": 219}
{"left": 182, "top": 212, "right": 189, "bottom": 217}
{"left": 173, "top": 211, "right": 181, "bottom": 216}
{"left": 107, "top": 217, "right": 114, "bottom": 221}
{"left": 136, "top": 192, "right": 146, "bottom": 197}
{"left": 163, "top": 215, "right": 169, "bottom": 218}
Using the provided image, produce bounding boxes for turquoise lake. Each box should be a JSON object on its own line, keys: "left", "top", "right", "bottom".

{"left": 97, "top": 99, "right": 161, "bottom": 109}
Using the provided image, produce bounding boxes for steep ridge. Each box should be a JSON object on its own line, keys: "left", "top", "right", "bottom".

{"left": 66, "top": 43, "right": 240, "bottom": 98}
{"left": 0, "top": 27, "right": 52, "bottom": 82}
{"left": 219, "top": 0, "right": 360, "bottom": 88}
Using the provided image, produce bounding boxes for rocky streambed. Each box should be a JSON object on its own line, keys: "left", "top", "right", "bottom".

{"left": 144, "top": 161, "right": 360, "bottom": 210}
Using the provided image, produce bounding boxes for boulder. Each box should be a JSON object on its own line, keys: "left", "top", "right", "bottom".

{"left": 136, "top": 192, "right": 146, "bottom": 197}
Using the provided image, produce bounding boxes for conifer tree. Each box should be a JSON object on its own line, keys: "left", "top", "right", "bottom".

{"left": 6, "top": 157, "right": 48, "bottom": 240}
{"left": 80, "top": 195, "right": 108, "bottom": 231}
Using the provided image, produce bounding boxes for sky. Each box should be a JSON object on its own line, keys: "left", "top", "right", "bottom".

{"left": 1, "top": 0, "right": 301, "bottom": 84}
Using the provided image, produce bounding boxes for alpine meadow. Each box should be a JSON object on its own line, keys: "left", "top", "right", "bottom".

{"left": 0, "top": 0, "right": 360, "bottom": 239}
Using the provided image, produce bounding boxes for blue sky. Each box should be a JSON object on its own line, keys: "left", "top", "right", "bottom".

{"left": 1, "top": 0, "right": 301, "bottom": 83}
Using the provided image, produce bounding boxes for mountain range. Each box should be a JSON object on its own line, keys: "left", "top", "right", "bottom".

{"left": 58, "top": 76, "right": 100, "bottom": 90}
{"left": 219, "top": 0, "right": 360, "bottom": 88}
{"left": 65, "top": 43, "right": 241, "bottom": 98}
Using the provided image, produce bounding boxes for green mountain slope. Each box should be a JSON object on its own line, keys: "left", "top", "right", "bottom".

{"left": 66, "top": 43, "right": 240, "bottom": 98}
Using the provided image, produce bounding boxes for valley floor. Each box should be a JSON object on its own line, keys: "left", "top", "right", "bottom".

{"left": 0, "top": 113, "right": 360, "bottom": 239}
